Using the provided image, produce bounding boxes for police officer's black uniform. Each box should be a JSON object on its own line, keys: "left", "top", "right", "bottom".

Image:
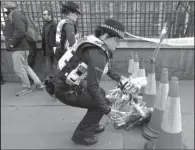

{"left": 55, "top": 43, "right": 122, "bottom": 145}
{"left": 54, "top": 19, "right": 126, "bottom": 145}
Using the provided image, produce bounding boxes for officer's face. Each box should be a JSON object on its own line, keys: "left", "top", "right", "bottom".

{"left": 69, "top": 12, "right": 78, "bottom": 22}
{"left": 105, "top": 37, "right": 120, "bottom": 51}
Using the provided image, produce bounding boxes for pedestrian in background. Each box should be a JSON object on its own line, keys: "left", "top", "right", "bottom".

{"left": 3, "top": 3, "right": 44, "bottom": 96}
{"left": 42, "top": 9, "right": 57, "bottom": 80}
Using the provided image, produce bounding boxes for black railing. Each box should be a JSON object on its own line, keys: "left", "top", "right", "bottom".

{"left": 1, "top": 0, "right": 194, "bottom": 38}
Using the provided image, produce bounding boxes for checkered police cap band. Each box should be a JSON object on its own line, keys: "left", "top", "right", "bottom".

{"left": 101, "top": 24, "right": 125, "bottom": 37}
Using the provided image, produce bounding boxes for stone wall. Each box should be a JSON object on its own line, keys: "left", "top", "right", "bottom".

{"left": 1, "top": 38, "right": 194, "bottom": 82}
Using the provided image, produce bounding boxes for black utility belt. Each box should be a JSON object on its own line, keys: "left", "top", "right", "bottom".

{"left": 66, "top": 84, "right": 85, "bottom": 96}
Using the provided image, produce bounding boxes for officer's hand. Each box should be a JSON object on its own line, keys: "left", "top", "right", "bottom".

{"left": 118, "top": 76, "right": 130, "bottom": 90}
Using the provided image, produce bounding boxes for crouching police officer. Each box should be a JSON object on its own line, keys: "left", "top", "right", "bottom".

{"left": 55, "top": 18, "right": 126, "bottom": 145}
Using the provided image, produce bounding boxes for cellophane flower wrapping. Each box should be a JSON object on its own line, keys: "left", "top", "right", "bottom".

{"left": 106, "top": 76, "right": 153, "bottom": 130}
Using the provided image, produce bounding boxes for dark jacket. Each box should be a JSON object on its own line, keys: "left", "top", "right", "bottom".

{"left": 55, "top": 20, "right": 77, "bottom": 60}
{"left": 3, "top": 9, "right": 30, "bottom": 51}
{"left": 42, "top": 20, "right": 57, "bottom": 56}
{"left": 55, "top": 44, "right": 121, "bottom": 115}
{"left": 84, "top": 47, "right": 121, "bottom": 114}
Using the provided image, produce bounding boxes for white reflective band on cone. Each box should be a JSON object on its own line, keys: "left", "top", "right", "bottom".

{"left": 137, "top": 69, "right": 146, "bottom": 77}
{"left": 161, "top": 96, "right": 182, "bottom": 133}
{"left": 144, "top": 74, "right": 156, "bottom": 95}
{"left": 132, "top": 62, "right": 139, "bottom": 77}
{"left": 128, "top": 59, "right": 134, "bottom": 73}
{"left": 134, "top": 76, "right": 147, "bottom": 87}
{"left": 154, "top": 83, "right": 169, "bottom": 111}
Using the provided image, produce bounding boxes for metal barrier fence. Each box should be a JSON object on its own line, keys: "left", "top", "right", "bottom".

{"left": 1, "top": 0, "right": 194, "bottom": 38}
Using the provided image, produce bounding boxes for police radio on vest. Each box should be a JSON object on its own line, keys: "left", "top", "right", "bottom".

{"left": 66, "top": 62, "right": 88, "bottom": 86}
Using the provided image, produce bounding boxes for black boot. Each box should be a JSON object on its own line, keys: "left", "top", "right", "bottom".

{"left": 71, "top": 135, "right": 98, "bottom": 146}
{"left": 94, "top": 125, "right": 105, "bottom": 133}
{"left": 1, "top": 75, "right": 4, "bottom": 85}
{"left": 28, "top": 76, "right": 34, "bottom": 85}
{"left": 1, "top": 80, "right": 4, "bottom": 85}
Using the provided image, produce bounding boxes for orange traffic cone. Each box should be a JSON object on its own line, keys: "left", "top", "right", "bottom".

{"left": 132, "top": 52, "right": 139, "bottom": 78}
{"left": 142, "top": 68, "right": 169, "bottom": 140}
{"left": 145, "top": 77, "right": 187, "bottom": 149}
{"left": 128, "top": 52, "right": 134, "bottom": 76}
{"left": 137, "top": 58, "right": 146, "bottom": 77}
{"left": 142, "top": 61, "right": 156, "bottom": 108}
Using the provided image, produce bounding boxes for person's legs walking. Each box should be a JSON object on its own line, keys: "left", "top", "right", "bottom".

{"left": 52, "top": 56, "right": 58, "bottom": 76}
{"left": 12, "top": 51, "right": 32, "bottom": 96}
{"left": 45, "top": 56, "right": 53, "bottom": 76}
{"left": 28, "top": 49, "right": 36, "bottom": 85}
{"left": 23, "top": 51, "right": 44, "bottom": 90}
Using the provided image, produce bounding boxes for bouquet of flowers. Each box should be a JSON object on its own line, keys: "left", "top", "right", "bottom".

{"left": 106, "top": 76, "right": 153, "bottom": 130}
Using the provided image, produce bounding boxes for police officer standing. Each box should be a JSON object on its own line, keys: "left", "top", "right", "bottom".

{"left": 54, "top": 18, "right": 126, "bottom": 146}
{"left": 44, "top": 1, "right": 81, "bottom": 96}
{"left": 54, "top": 1, "right": 81, "bottom": 61}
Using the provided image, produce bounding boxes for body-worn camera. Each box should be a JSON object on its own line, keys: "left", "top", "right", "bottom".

{"left": 66, "top": 62, "right": 88, "bottom": 86}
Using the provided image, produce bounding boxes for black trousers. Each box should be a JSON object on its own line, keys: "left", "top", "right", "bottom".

{"left": 28, "top": 49, "right": 37, "bottom": 85}
{"left": 55, "top": 79, "right": 109, "bottom": 138}
{"left": 1, "top": 69, "right": 4, "bottom": 83}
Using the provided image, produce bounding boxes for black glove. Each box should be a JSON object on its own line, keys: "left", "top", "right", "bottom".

{"left": 118, "top": 80, "right": 129, "bottom": 90}
{"left": 44, "top": 75, "right": 55, "bottom": 96}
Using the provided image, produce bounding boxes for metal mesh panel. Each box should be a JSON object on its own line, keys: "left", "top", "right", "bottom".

{"left": 1, "top": 0, "right": 194, "bottom": 38}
